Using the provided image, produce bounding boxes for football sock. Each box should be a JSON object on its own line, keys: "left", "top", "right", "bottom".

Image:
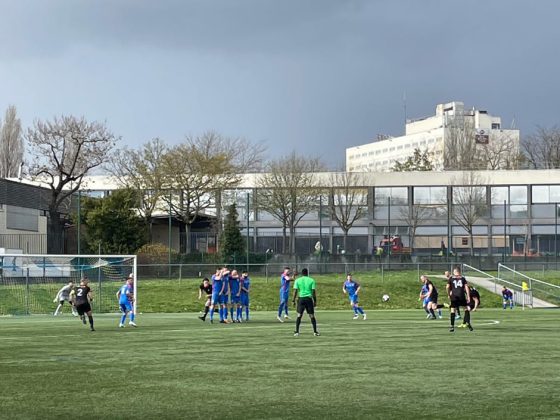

{"left": 54, "top": 304, "right": 62, "bottom": 315}
{"left": 450, "top": 312, "right": 456, "bottom": 327}
{"left": 88, "top": 315, "right": 94, "bottom": 329}
{"left": 130, "top": 313, "right": 135, "bottom": 322}
{"left": 424, "top": 308, "right": 430, "bottom": 315}
{"left": 311, "top": 318, "right": 318, "bottom": 333}
{"left": 278, "top": 303, "right": 284, "bottom": 317}
{"left": 203, "top": 306, "right": 209, "bottom": 319}
{"left": 457, "top": 308, "right": 461, "bottom": 317}
{"left": 464, "top": 310, "right": 471, "bottom": 325}
{"left": 284, "top": 306, "right": 289, "bottom": 316}
{"left": 295, "top": 317, "right": 302, "bottom": 333}
{"left": 230, "top": 307, "right": 234, "bottom": 319}
{"left": 436, "top": 304, "right": 445, "bottom": 309}
{"left": 353, "top": 306, "right": 358, "bottom": 315}
{"left": 219, "top": 307, "right": 223, "bottom": 321}
{"left": 438, "top": 309, "right": 442, "bottom": 317}
{"left": 210, "top": 307, "right": 214, "bottom": 321}
{"left": 120, "top": 313, "right": 126, "bottom": 324}
{"left": 245, "top": 307, "right": 249, "bottom": 319}
{"left": 429, "top": 308, "right": 436, "bottom": 318}
{"left": 357, "top": 307, "right": 364, "bottom": 315}
{"left": 223, "top": 307, "right": 227, "bottom": 320}
{"left": 503, "top": 303, "right": 506, "bottom": 309}
{"left": 510, "top": 303, "right": 513, "bottom": 309}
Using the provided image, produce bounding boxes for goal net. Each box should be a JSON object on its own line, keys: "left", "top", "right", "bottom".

{"left": 0, "top": 253, "right": 137, "bottom": 315}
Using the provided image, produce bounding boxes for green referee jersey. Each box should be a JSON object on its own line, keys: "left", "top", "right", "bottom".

{"left": 293, "top": 276, "right": 316, "bottom": 298}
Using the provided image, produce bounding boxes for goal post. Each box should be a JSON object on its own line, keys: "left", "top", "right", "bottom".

{"left": 0, "top": 253, "right": 137, "bottom": 315}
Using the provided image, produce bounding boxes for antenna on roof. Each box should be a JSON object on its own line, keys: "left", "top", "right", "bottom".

{"left": 403, "top": 90, "right": 407, "bottom": 134}
{"left": 511, "top": 116, "right": 516, "bottom": 129}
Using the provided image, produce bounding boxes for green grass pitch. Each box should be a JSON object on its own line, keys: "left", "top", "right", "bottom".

{"left": 1, "top": 309, "right": 559, "bottom": 419}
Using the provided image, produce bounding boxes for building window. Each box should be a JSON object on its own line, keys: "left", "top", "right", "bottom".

{"left": 492, "top": 123, "right": 501, "bottom": 129}
{"left": 374, "top": 187, "right": 408, "bottom": 205}
{"left": 532, "top": 185, "right": 560, "bottom": 203}
{"left": 414, "top": 186, "right": 447, "bottom": 204}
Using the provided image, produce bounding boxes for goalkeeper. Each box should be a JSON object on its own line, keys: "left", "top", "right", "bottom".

{"left": 53, "top": 281, "right": 77, "bottom": 316}
{"left": 117, "top": 274, "right": 137, "bottom": 328}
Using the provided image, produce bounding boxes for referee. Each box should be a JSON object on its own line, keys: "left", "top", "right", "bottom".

{"left": 292, "top": 268, "right": 320, "bottom": 337}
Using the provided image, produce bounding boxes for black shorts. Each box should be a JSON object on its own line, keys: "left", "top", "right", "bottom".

{"left": 450, "top": 296, "right": 467, "bottom": 309}
{"left": 297, "top": 297, "right": 315, "bottom": 315}
{"left": 431, "top": 295, "right": 438, "bottom": 304}
{"left": 75, "top": 302, "right": 92, "bottom": 315}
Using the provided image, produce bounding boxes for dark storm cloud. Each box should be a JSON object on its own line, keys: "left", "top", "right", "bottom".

{"left": 1, "top": 0, "right": 560, "bottom": 167}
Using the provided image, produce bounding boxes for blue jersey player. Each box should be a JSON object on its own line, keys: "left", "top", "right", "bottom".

{"left": 240, "top": 271, "right": 251, "bottom": 321}
{"left": 229, "top": 270, "right": 242, "bottom": 323}
{"left": 209, "top": 268, "right": 225, "bottom": 323}
{"left": 221, "top": 268, "right": 231, "bottom": 323}
{"left": 343, "top": 273, "right": 366, "bottom": 320}
{"left": 117, "top": 274, "right": 136, "bottom": 328}
{"left": 277, "top": 267, "right": 292, "bottom": 322}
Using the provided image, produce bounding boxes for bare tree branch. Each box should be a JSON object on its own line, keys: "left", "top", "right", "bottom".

{"left": 26, "top": 115, "right": 118, "bottom": 252}
{"left": 257, "top": 151, "right": 325, "bottom": 254}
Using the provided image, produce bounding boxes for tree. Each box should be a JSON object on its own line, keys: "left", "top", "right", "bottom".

{"left": 392, "top": 148, "right": 434, "bottom": 171}
{"left": 81, "top": 189, "right": 147, "bottom": 254}
{"left": 26, "top": 116, "right": 117, "bottom": 253}
{"left": 478, "top": 132, "right": 521, "bottom": 170}
{"left": 328, "top": 171, "right": 368, "bottom": 252}
{"left": 522, "top": 126, "right": 560, "bottom": 169}
{"left": 162, "top": 132, "right": 264, "bottom": 253}
{"left": 0, "top": 105, "right": 24, "bottom": 178}
{"left": 220, "top": 203, "right": 245, "bottom": 260}
{"left": 444, "top": 119, "right": 484, "bottom": 170}
{"left": 257, "top": 152, "right": 324, "bottom": 254}
{"left": 108, "top": 138, "right": 168, "bottom": 238}
{"left": 398, "top": 204, "right": 433, "bottom": 253}
{"left": 449, "top": 172, "right": 488, "bottom": 256}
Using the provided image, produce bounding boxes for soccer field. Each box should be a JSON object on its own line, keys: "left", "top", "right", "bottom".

{"left": 1, "top": 310, "right": 559, "bottom": 419}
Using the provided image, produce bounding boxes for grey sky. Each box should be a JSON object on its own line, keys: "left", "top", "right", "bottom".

{"left": 1, "top": 0, "right": 559, "bottom": 168}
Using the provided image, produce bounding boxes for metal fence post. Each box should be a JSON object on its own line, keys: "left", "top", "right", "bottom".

{"left": 26, "top": 267, "right": 30, "bottom": 315}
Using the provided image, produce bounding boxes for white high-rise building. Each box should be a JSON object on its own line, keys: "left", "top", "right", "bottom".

{"left": 346, "top": 101, "right": 520, "bottom": 172}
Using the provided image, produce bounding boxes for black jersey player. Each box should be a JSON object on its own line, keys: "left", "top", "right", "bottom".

{"left": 198, "top": 278, "right": 213, "bottom": 322}
{"left": 446, "top": 267, "right": 473, "bottom": 332}
{"left": 71, "top": 278, "right": 95, "bottom": 331}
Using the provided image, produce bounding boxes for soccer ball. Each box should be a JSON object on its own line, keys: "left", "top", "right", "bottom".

{"left": 382, "top": 294, "right": 390, "bottom": 302}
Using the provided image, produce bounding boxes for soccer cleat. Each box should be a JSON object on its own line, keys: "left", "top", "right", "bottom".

{"left": 314, "top": 332, "right": 321, "bottom": 337}
{"left": 443, "top": 303, "right": 450, "bottom": 309}
{"left": 276, "top": 315, "right": 284, "bottom": 323}
{"left": 119, "top": 323, "right": 124, "bottom": 328}
{"left": 198, "top": 316, "right": 205, "bottom": 322}
{"left": 458, "top": 323, "right": 466, "bottom": 328}
{"left": 353, "top": 314, "right": 359, "bottom": 320}
{"left": 363, "top": 313, "right": 367, "bottom": 320}
{"left": 449, "top": 327, "right": 455, "bottom": 332}
{"left": 426, "top": 314, "right": 432, "bottom": 319}
{"left": 81, "top": 316, "right": 87, "bottom": 325}
{"left": 456, "top": 315, "right": 461, "bottom": 320}
{"left": 467, "top": 324, "right": 474, "bottom": 331}
{"left": 284, "top": 315, "right": 291, "bottom": 320}
{"left": 90, "top": 328, "right": 95, "bottom": 332}
{"left": 210, "top": 319, "right": 214, "bottom": 324}
{"left": 438, "top": 314, "right": 443, "bottom": 319}
{"left": 219, "top": 320, "right": 226, "bottom": 324}
{"left": 293, "top": 332, "right": 299, "bottom": 337}
{"left": 129, "top": 322, "right": 137, "bottom": 327}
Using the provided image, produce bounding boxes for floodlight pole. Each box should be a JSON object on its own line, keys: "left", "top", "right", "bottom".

{"left": 503, "top": 200, "right": 507, "bottom": 263}
{"left": 77, "top": 189, "right": 81, "bottom": 256}
{"left": 168, "top": 191, "right": 172, "bottom": 279}
{"left": 246, "top": 192, "right": 250, "bottom": 271}
{"left": 555, "top": 202, "right": 558, "bottom": 267}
